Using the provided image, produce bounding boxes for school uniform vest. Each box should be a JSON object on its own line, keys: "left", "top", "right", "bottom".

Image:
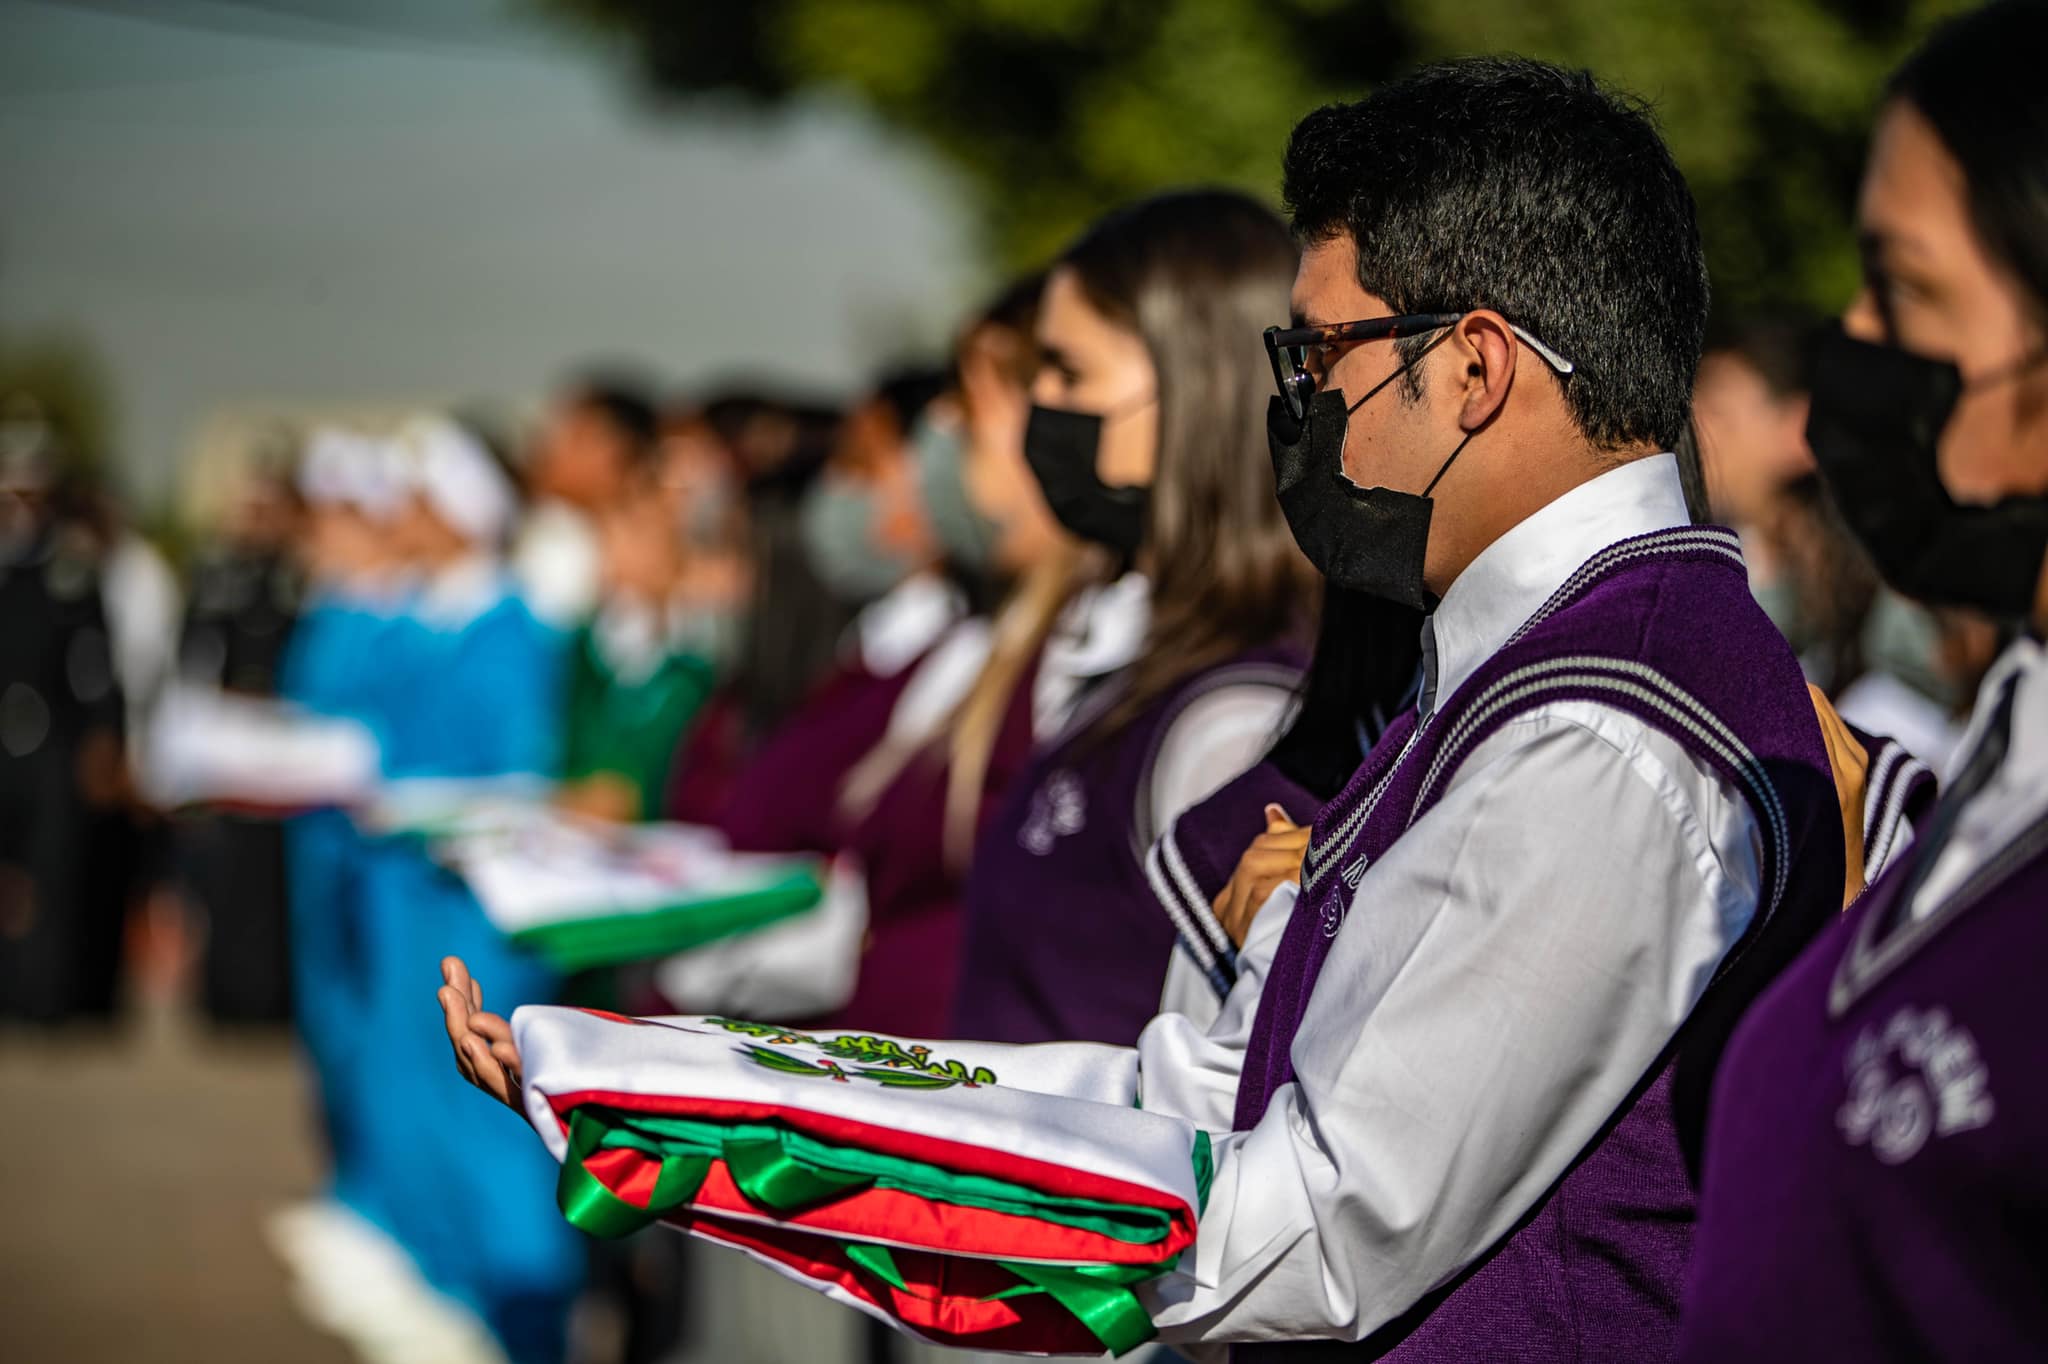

{"left": 1146, "top": 761, "right": 1319, "bottom": 1001}
{"left": 1846, "top": 722, "right": 1939, "bottom": 882}
{"left": 1679, "top": 787, "right": 2048, "bottom": 1360}
{"left": 826, "top": 655, "right": 1044, "bottom": 1038}
{"left": 1233, "top": 526, "right": 1842, "bottom": 1363}
{"left": 955, "top": 645, "right": 1305, "bottom": 1047}
{"left": 717, "top": 657, "right": 926, "bottom": 857}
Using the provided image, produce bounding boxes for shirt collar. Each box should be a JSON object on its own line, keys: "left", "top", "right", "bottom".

{"left": 1957, "top": 633, "right": 2048, "bottom": 789}
{"left": 1045, "top": 570, "right": 1153, "bottom": 682}
{"left": 853, "top": 571, "right": 967, "bottom": 677}
{"left": 1420, "top": 452, "right": 1690, "bottom": 715}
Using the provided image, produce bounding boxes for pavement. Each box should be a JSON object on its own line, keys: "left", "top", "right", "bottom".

{"left": 0, "top": 1002, "right": 353, "bottom": 1364}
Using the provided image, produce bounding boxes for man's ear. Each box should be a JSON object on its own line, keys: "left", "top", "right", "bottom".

{"left": 1449, "top": 310, "right": 1519, "bottom": 432}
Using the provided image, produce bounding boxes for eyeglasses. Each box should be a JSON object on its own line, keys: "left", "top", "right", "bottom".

{"left": 1263, "top": 312, "right": 1577, "bottom": 422}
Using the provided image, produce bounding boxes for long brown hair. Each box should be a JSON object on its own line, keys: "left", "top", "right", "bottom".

{"left": 1061, "top": 188, "right": 1318, "bottom": 738}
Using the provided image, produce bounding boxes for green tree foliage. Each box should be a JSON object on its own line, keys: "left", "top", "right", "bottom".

{"left": 0, "top": 329, "right": 115, "bottom": 480}
{"left": 537, "top": 0, "right": 1970, "bottom": 318}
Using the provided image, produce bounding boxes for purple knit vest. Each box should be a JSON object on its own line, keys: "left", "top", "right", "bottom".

{"left": 1680, "top": 800, "right": 2048, "bottom": 1362}
{"left": 1233, "top": 526, "right": 1841, "bottom": 1363}
{"left": 1146, "top": 760, "right": 1318, "bottom": 1002}
{"left": 954, "top": 644, "right": 1304, "bottom": 1047}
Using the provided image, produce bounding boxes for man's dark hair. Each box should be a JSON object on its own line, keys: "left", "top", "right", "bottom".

{"left": 1282, "top": 55, "right": 1709, "bottom": 453}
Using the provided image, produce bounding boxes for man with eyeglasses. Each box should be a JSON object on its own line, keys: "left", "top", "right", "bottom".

{"left": 1129, "top": 56, "right": 1853, "bottom": 1360}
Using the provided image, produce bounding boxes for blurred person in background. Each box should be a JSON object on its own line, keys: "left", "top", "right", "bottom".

{"left": 276, "top": 416, "right": 577, "bottom": 1364}
{"left": 658, "top": 284, "right": 1059, "bottom": 1038}
{"left": 58, "top": 461, "right": 185, "bottom": 1021}
{"left": 175, "top": 440, "right": 306, "bottom": 1024}
{"left": 0, "top": 393, "right": 127, "bottom": 1023}
{"left": 514, "top": 375, "right": 661, "bottom": 630}
{"left": 952, "top": 188, "right": 1319, "bottom": 1048}
{"left": 706, "top": 391, "right": 854, "bottom": 746}
{"left": 1681, "top": 4, "right": 2048, "bottom": 1357}
{"left": 339, "top": 412, "right": 578, "bottom": 1364}
{"left": 655, "top": 366, "right": 956, "bottom": 1006}
{"left": 551, "top": 450, "right": 723, "bottom": 825}
{"left": 654, "top": 405, "right": 752, "bottom": 665}
{"left": 1696, "top": 317, "right": 1985, "bottom": 771}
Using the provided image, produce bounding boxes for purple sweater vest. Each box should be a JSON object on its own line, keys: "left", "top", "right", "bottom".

{"left": 953, "top": 645, "right": 1304, "bottom": 1047}
{"left": 1146, "top": 760, "right": 1319, "bottom": 1002}
{"left": 1233, "top": 526, "right": 1842, "bottom": 1363}
{"left": 1680, "top": 794, "right": 2048, "bottom": 1361}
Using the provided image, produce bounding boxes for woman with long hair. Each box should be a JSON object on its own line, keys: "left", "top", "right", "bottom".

{"left": 951, "top": 188, "right": 1325, "bottom": 1047}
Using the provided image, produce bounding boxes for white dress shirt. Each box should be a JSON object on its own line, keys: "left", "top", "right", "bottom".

{"left": 1908, "top": 634, "right": 2048, "bottom": 918}
{"left": 1135, "top": 453, "right": 1767, "bottom": 1345}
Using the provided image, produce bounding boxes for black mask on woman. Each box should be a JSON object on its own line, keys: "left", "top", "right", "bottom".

{"left": 1023, "top": 404, "right": 1150, "bottom": 557}
{"left": 1807, "top": 324, "right": 2048, "bottom": 621}
{"left": 1265, "top": 334, "right": 1475, "bottom": 613}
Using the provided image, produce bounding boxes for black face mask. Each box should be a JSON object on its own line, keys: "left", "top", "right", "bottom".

{"left": 1265, "top": 342, "right": 1475, "bottom": 613}
{"left": 1807, "top": 324, "right": 2048, "bottom": 621}
{"left": 1023, "top": 403, "right": 1149, "bottom": 557}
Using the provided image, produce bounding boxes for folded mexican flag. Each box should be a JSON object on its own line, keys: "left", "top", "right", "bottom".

{"left": 512, "top": 1006, "right": 1206, "bottom": 1356}
{"left": 435, "top": 814, "right": 824, "bottom": 973}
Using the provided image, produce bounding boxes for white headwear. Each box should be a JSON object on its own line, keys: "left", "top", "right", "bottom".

{"left": 393, "top": 414, "right": 518, "bottom": 546}
{"left": 298, "top": 426, "right": 408, "bottom": 522}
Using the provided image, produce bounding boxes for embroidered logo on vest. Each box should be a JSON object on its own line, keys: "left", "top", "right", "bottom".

{"left": 1018, "top": 769, "right": 1087, "bottom": 855}
{"left": 1312, "top": 855, "right": 1371, "bottom": 939}
{"left": 1837, "top": 1004, "right": 1996, "bottom": 1165}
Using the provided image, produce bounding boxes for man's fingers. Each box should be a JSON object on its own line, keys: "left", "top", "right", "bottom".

{"left": 1249, "top": 828, "right": 1311, "bottom": 858}
{"left": 1263, "top": 803, "right": 1298, "bottom": 834}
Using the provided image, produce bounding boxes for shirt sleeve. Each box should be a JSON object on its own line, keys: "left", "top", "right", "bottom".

{"left": 1146, "top": 682, "right": 1298, "bottom": 837}
{"left": 1142, "top": 701, "right": 1762, "bottom": 1344}
{"left": 1140, "top": 882, "right": 1298, "bottom": 1133}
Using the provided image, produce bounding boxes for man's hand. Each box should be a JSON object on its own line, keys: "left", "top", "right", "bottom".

{"left": 1211, "top": 804, "right": 1311, "bottom": 948}
{"left": 437, "top": 956, "right": 524, "bottom": 1111}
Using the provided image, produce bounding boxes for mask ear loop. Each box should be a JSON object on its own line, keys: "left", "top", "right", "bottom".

{"left": 1343, "top": 325, "right": 1460, "bottom": 416}
{"left": 1422, "top": 430, "right": 1478, "bottom": 497}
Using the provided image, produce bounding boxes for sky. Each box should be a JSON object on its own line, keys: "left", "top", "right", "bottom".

{"left": 0, "top": 0, "right": 980, "bottom": 510}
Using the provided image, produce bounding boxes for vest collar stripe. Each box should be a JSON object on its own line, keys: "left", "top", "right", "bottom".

{"left": 1143, "top": 840, "right": 1220, "bottom": 977}
{"left": 1411, "top": 657, "right": 1790, "bottom": 919}
{"left": 1161, "top": 818, "right": 1235, "bottom": 962}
